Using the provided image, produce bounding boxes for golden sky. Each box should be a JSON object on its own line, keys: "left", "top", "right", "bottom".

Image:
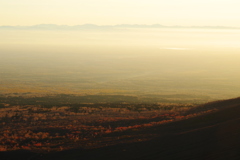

{"left": 1, "top": 0, "right": 240, "bottom": 26}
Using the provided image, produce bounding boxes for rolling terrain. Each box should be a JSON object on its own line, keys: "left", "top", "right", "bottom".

{"left": 1, "top": 97, "right": 240, "bottom": 160}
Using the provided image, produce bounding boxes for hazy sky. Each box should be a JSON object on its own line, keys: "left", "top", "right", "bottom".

{"left": 1, "top": 0, "right": 240, "bottom": 26}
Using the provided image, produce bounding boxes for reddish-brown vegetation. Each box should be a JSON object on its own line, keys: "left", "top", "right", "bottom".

{"left": 0, "top": 100, "right": 219, "bottom": 152}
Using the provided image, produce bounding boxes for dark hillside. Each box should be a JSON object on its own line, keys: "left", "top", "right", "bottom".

{"left": 1, "top": 97, "right": 240, "bottom": 160}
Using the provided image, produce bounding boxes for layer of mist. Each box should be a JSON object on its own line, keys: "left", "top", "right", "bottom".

{"left": 1, "top": 28, "right": 240, "bottom": 100}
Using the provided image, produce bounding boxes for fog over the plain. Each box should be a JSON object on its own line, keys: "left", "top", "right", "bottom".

{"left": 1, "top": 28, "right": 240, "bottom": 100}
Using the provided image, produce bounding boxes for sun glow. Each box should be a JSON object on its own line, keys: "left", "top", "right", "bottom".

{"left": 1, "top": 0, "right": 240, "bottom": 26}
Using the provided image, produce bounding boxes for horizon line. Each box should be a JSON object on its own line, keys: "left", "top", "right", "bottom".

{"left": 0, "top": 24, "right": 240, "bottom": 30}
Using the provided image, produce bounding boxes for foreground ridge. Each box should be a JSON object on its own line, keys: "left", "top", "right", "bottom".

{"left": 1, "top": 97, "right": 240, "bottom": 160}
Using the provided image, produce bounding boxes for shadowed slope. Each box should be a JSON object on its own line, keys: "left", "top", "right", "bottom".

{"left": 46, "top": 97, "right": 240, "bottom": 160}
{"left": 2, "top": 97, "right": 240, "bottom": 160}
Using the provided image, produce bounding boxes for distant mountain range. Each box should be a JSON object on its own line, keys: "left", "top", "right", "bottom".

{"left": 0, "top": 24, "right": 239, "bottom": 30}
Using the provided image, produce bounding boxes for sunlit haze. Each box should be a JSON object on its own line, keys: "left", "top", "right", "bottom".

{"left": 1, "top": 1, "right": 240, "bottom": 100}
{"left": 1, "top": 28, "right": 240, "bottom": 100}
{"left": 1, "top": 0, "right": 240, "bottom": 26}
